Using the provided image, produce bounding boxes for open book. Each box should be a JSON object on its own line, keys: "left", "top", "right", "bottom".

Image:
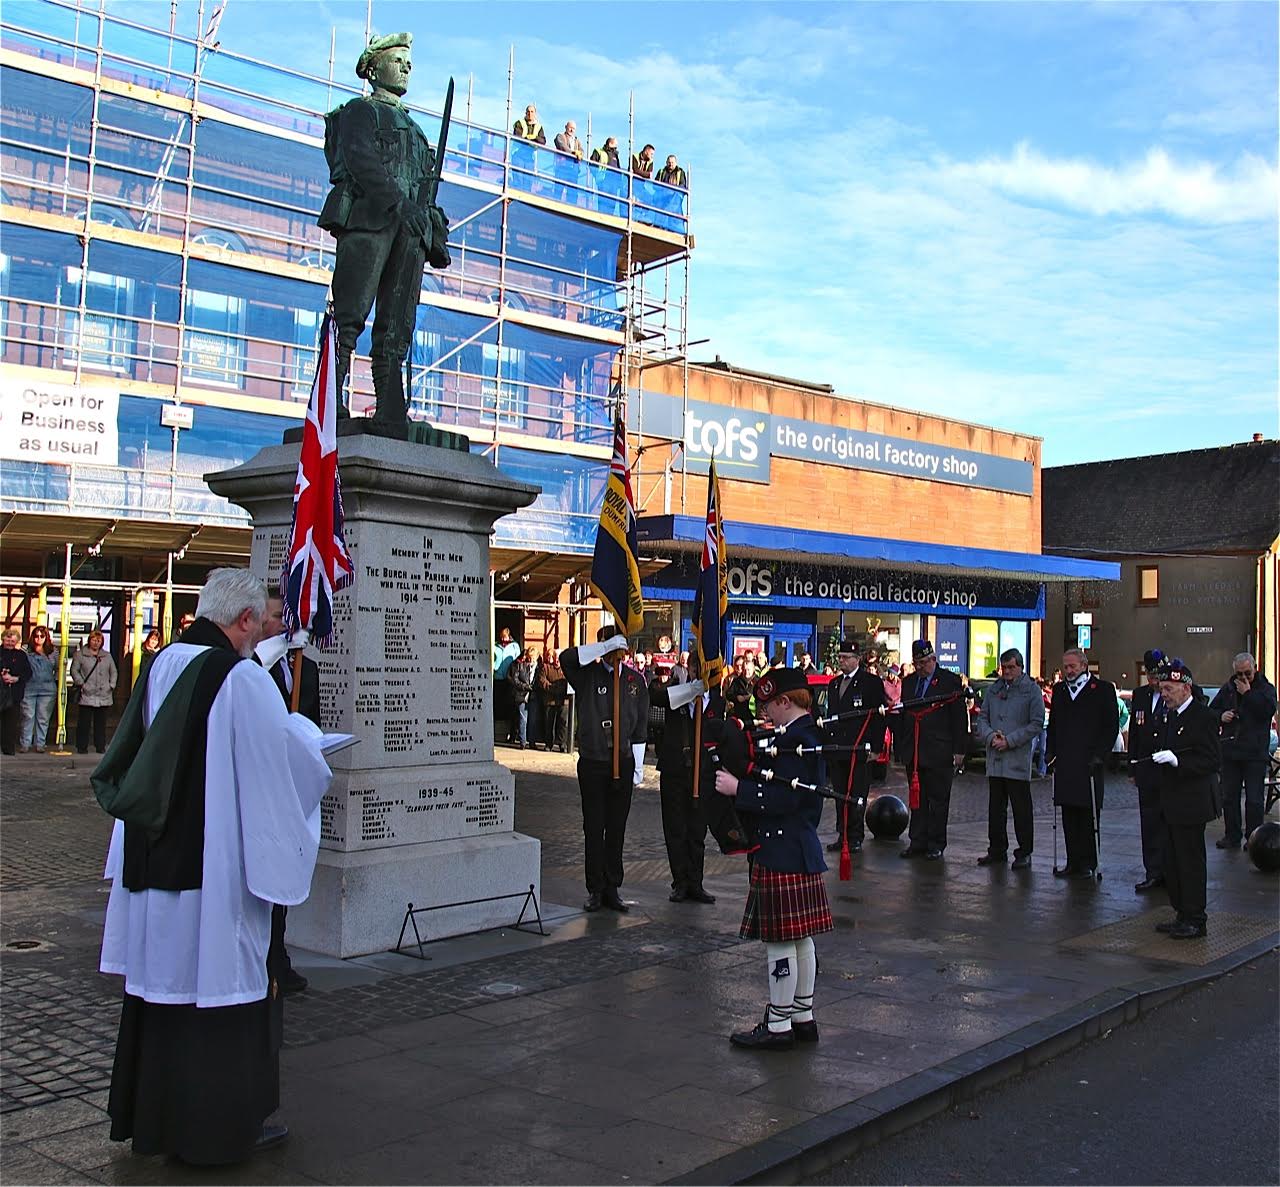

{"left": 319, "top": 733, "right": 359, "bottom": 756}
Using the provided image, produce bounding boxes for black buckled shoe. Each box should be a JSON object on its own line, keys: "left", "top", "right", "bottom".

{"left": 1216, "top": 836, "right": 1242, "bottom": 849}
{"left": 668, "top": 887, "right": 688, "bottom": 902}
{"left": 1052, "top": 864, "right": 1076, "bottom": 878}
{"left": 583, "top": 892, "right": 602, "bottom": 912}
{"left": 977, "top": 852, "right": 1006, "bottom": 866}
{"left": 791, "top": 1019, "right": 819, "bottom": 1044}
{"left": 1134, "top": 876, "right": 1165, "bottom": 893}
{"left": 1155, "top": 917, "right": 1182, "bottom": 933}
{"left": 730, "top": 1020, "right": 795, "bottom": 1050}
{"left": 899, "top": 846, "right": 922, "bottom": 859}
{"left": 1010, "top": 855, "right": 1031, "bottom": 870}
{"left": 687, "top": 887, "right": 716, "bottom": 904}
{"left": 1068, "top": 867, "right": 1097, "bottom": 880}
{"left": 1169, "top": 920, "right": 1207, "bottom": 940}
{"left": 602, "top": 890, "right": 629, "bottom": 913}
{"left": 826, "top": 840, "right": 844, "bottom": 852}
{"left": 923, "top": 849, "right": 943, "bottom": 861}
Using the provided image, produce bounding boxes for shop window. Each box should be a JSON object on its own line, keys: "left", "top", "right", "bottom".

{"left": 1137, "top": 566, "right": 1159, "bottom": 605}
{"left": 183, "top": 288, "right": 245, "bottom": 386}
{"left": 968, "top": 619, "right": 1000, "bottom": 680}
{"left": 61, "top": 265, "right": 134, "bottom": 372}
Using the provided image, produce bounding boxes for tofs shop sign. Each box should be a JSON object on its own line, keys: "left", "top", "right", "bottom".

{"left": 631, "top": 389, "right": 1034, "bottom": 495}
{"left": 644, "top": 554, "right": 1044, "bottom": 619}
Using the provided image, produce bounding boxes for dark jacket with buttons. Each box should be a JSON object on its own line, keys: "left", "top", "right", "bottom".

{"left": 1155, "top": 699, "right": 1221, "bottom": 825}
{"left": 735, "top": 712, "right": 827, "bottom": 874}
{"left": 560, "top": 648, "right": 648, "bottom": 764}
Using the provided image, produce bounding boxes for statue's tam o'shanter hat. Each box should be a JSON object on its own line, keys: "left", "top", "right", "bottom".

{"left": 357, "top": 32, "right": 412, "bottom": 80}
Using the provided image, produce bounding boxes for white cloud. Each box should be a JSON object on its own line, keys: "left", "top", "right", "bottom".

{"left": 945, "top": 142, "right": 1277, "bottom": 224}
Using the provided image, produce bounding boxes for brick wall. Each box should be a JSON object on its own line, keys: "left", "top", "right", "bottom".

{"left": 637, "top": 365, "right": 1042, "bottom": 553}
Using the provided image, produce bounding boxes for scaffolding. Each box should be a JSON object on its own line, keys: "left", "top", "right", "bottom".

{"left": 0, "top": 0, "right": 694, "bottom": 653}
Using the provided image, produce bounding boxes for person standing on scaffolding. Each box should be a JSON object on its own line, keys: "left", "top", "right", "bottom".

{"left": 318, "top": 33, "right": 451, "bottom": 433}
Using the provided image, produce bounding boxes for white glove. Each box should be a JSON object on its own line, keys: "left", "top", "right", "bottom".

{"left": 632, "top": 742, "right": 646, "bottom": 785}
{"left": 254, "top": 634, "right": 289, "bottom": 669}
{"left": 667, "top": 679, "right": 707, "bottom": 710}
{"left": 1151, "top": 749, "right": 1178, "bottom": 767}
{"left": 577, "top": 634, "right": 628, "bottom": 664}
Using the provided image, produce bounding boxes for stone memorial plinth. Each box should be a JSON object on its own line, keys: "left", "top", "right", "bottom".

{"left": 207, "top": 436, "right": 539, "bottom": 958}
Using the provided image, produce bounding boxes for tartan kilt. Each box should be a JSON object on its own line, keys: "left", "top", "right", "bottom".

{"left": 739, "top": 863, "right": 834, "bottom": 943}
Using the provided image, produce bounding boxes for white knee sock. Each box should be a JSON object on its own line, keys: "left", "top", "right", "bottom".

{"left": 764, "top": 941, "right": 797, "bottom": 1032}
{"left": 792, "top": 936, "right": 816, "bottom": 1023}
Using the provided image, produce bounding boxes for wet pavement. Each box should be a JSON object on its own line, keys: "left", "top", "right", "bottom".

{"left": 2, "top": 744, "right": 1277, "bottom": 1184}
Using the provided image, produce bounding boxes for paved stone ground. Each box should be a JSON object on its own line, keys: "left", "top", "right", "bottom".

{"left": 1, "top": 744, "right": 1276, "bottom": 1185}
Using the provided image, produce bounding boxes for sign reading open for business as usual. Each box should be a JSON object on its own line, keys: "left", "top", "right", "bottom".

{"left": 0, "top": 377, "right": 119, "bottom": 465}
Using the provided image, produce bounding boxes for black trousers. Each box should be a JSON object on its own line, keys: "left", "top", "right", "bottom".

{"left": 1164, "top": 820, "right": 1207, "bottom": 925}
{"left": 1220, "top": 755, "right": 1266, "bottom": 842}
{"left": 545, "top": 700, "right": 569, "bottom": 750}
{"left": 77, "top": 703, "right": 108, "bottom": 753}
{"left": 331, "top": 222, "right": 426, "bottom": 423}
{"left": 828, "top": 755, "right": 871, "bottom": 842}
{"left": 906, "top": 764, "right": 955, "bottom": 852}
{"left": 659, "top": 767, "right": 708, "bottom": 892}
{"left": 1135, "top": 773, "right": 1166, "bottom": 878}
{"left": 0, "top": 703, "right": 21, "bottom": 754}
{"left": 987, "top": 776, "right": 1033, "bottom": 857}
{"left": 1061, "top": 803, "right": 1099, "bottom": 870}
{"left": 578, "top": 757, "right": 634, "bottom": 894}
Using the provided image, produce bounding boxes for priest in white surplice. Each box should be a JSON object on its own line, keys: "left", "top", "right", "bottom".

{"left": 97, "top": 568, "right": 332, "bottom": 1165}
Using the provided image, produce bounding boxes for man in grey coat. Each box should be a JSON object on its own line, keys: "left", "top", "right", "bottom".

{"left": 973, "top": 648, "right": 1043, "bottom": 869}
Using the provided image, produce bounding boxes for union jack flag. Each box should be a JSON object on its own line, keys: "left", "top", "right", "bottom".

{"left": 280, "top": 310, "right": 353, "bottom": 645}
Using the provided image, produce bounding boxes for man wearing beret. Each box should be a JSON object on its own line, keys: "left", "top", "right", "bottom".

{"left": 1149, "top": 659, "right": 1221, "bottom": 939}
{"left": 824, "top": 637, "right": 887, "bottom": 856}
{"left": 1128, "top": 648, "right": 1168, "bottom": 892}
{"left": 714, "top": 668, "right": 832, "bottom": 1050}
{"left": 1046, "top": 648, "right": 1118, "bottom": 879}
{"left": 560, "top": 628, "right": 649, "bottom": 913}
{"left": 892, "top": 640, "right": 968, "bottom": 861}
{"left": 319, "top": 33, "right": 451, "bottom": 432}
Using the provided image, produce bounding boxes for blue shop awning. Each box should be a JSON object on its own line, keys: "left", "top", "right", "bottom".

{"left": 636, "top": 516, "right": 1120, "bottom": 583}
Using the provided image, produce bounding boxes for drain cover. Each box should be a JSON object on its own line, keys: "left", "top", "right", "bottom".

{"left": 6, "top": 939, "right": 46, "bottom": 951}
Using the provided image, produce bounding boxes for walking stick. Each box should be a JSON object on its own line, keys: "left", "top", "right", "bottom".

{"left": 1089, "top": 762, "right": 1104, "bottom": 882}
{"left": 1046, "top": 756, "right": 1060, "bottom": 872}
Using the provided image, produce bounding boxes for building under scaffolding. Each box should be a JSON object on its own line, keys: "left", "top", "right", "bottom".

{"left": 0, "top": 0, "right": 695, "bottom": 712}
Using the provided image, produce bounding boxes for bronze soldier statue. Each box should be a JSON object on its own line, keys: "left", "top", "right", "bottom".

{"left": 319, "top": 33, "right": 450, "bottom": 433}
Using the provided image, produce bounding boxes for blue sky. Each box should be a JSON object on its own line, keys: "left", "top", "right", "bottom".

{"left": 189, "top": 3, "right": 1278, "bottom": 462}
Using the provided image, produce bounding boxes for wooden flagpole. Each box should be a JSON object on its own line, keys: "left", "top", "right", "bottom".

{"left": 692, "top": 697, "right": 703, "bottom": 799}
{"left": 289, "top": 648, "right": 304, "bottom": 714}
{"left": 611, "top": 656, "right": 621, "bottom": 780}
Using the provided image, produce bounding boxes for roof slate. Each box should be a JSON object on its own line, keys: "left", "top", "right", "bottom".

{"left": 1043, "top": 439, "right": 1280, "bottom": 556}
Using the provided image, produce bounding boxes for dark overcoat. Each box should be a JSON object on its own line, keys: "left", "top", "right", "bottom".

{"left": 1047, "top": 676, "right": 1119, "bottom": 809}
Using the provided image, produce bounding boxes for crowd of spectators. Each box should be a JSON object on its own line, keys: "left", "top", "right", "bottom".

{"left": 510, "top": 102, "right": 688, "bottom": 204}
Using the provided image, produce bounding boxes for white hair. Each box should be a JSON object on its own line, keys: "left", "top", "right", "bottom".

{"left": 1234, "top": 652, "right": 1256, "bottom": 667}
{"left": 195, "top": 568, "right": 266, "bottom": 627}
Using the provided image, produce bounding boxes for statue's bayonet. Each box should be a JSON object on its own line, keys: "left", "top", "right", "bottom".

{"left": 424, "top": 76, "right": 454, "bottom": 208}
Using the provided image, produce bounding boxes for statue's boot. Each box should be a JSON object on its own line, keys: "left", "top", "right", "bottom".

{"left": 334, "top": 348, "right": 352, "bottom": 419}
{"left": 370, "top": 355, "right": 409, "bottom": 436}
